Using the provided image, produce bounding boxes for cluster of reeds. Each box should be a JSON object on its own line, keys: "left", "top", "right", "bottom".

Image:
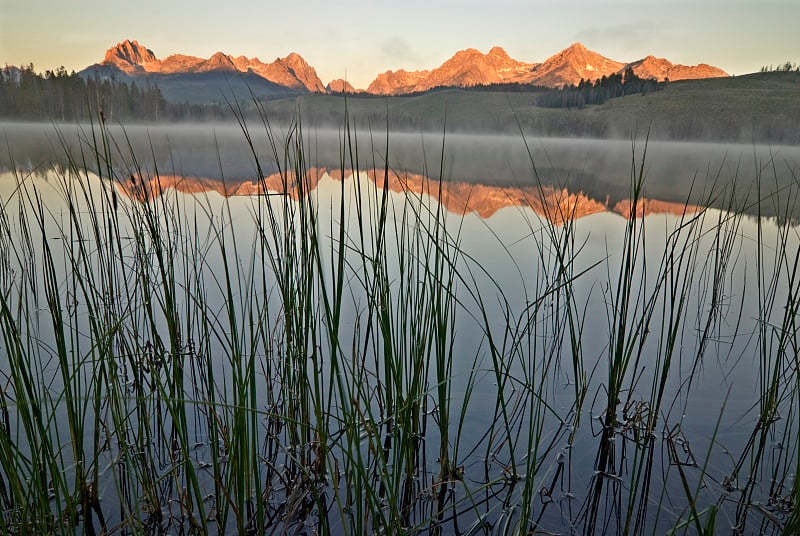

{"left": 0, "top": 107, "right": 798, "bottom": 535}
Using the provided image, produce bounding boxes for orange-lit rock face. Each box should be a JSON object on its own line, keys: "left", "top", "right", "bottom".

{"left": 117, "top": 168, "right": 330, "bottom": 201}
{"left": 103, "top": 40, "right": 158, "bottom": 75}
{"left": 366, "top": 47, "right": 536, "bottom": 95}
{"left": 361, "top": 169, "right": 608, "bottom": 223}
{"left": 327, "top": 79, "right": 356, "bottom": 94}
{"left": 626, "top": 55, "right": 728, "bottom": 81}
{"left": 521, "top": 42, "right": 625, "bottom": 87}
{"left": 362, "top": 42, "right": 729, "bottom": 94}
{"left": 100, "top": 40, "right": 326, "bottom": 92}
{"left": 613, "top": 198, "right": 702, "bottom": 219}
{"left": 116, "top": 170, "right": 700, "bottom": 223}
{"left": 100, "top": 39, "right": 728, "bottom": 96}
{"left": 367, "top": 69, "right": 432, "bottom": 95}
{"left": 117, "top": 173, "right": 232, "bottom": 202}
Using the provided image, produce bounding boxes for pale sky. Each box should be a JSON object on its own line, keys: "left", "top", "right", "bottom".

{"left": 1, "top": 0, "right": 798, "bottom": 88}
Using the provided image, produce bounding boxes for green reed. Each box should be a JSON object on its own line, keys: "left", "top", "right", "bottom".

{"left": 0, "top": 106, "right": 798, "bottom": 535}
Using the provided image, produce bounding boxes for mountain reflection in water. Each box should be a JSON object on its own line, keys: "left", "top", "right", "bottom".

{"left": 118, "top": 168, "right": 701, "bottom": 223}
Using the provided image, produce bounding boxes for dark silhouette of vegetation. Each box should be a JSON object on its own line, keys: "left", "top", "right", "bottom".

{"left": 462, "top": 82, "right": 551, "bottom": 94}
{"left": 329, "top": 73, "right": 662, "bottom": 105}
{"left": 376, "top": 69, "right": 664, "bottom": 107}
{"left": 537, "top": 68, "right": 664, "bottom": 108}
{"left": 760, "top": 61, "right": 799, "bottom": 73}
{"left": 0, "top": 64, "right": 227, "bottom": 122}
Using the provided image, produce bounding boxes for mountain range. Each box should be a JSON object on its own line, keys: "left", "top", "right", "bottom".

{"left": 81, "top": 39, "right": 728, "bottom": 101}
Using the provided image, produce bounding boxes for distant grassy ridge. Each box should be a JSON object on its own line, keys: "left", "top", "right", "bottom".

{"left": 263, "top": 71, "right": 800, "bottom": 144}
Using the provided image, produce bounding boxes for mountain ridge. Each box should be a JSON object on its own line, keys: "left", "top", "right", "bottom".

{"left": 90, "top": 39, "right": 325, "bottom": 93}
{"left": 366, "top": 42, "right": 729, "bottom": 94}
{"left": 86, "top": 39, "right": 729, "bottom": 99}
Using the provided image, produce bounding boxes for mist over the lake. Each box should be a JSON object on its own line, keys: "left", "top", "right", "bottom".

{"left": 3, "top": 120, "right": 799, "bottom": 217}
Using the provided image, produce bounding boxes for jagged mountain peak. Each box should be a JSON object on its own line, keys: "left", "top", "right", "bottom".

{"left": 282, "top": 52, "right": 307, "bottom": 65}
{"left": 272, "top": 52, "right": 325, "bottom": 92}
{"left": 448, "top": 46, "right": 513, "bottom": 64}
{"left": 564, "top": 42, "right": 588, "bottom": 52}
{"left": 91, "top": 40, "right": 325, "bottom": 93}
{"left": 527, "top": 43, "right": 625, "bottom": 86}
{"left": 327, "top": 78, "right": 356, "bottom": 94}
{"left": 191, "top": 51, "right": 236, "bottom": 73}
{"left": 451, "top": 47, "right": 483, "bottom": 58}
{"left": 88, "top": 40, "right": 729, "bottom": 98}
{"left": 101, "top": 39, "right": 158, "bottom": 74}
{"left": 541, "top": 42, "right": 617, "bottom": 66}
{"left": 626, "top": 55, "right": 729, "bottom": 81}
{"left": 366, "top": 46, "right": 536, "bottom": 95}
{"left": 104, "top": 39, "right": 157, "bottom": 65}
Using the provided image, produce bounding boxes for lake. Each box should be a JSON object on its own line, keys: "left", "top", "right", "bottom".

{"left": 0, "top": 120, "right": 798, "bottom": 534}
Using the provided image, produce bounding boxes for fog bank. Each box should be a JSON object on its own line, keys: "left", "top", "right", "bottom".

{"left": 2, "top": 121, "right": 799, "bottom": 217}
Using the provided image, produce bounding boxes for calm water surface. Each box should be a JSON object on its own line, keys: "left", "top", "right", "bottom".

{"left": 0, "top": 130, "right": 798, "bottom": 534}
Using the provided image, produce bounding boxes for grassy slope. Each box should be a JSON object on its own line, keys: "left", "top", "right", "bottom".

{"left": 254, "top": 72, "right": 800, "bottom": 143}
{"left": 591, "top": 71, "right": 800, "bottom": 140}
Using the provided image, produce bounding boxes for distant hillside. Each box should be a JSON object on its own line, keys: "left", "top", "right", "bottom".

{"left": 255, "top": 71, "right": 800, "bottom": 145}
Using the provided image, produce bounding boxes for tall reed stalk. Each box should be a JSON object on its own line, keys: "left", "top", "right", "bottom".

{"left": 0, "top": 106, "right": 797, "bottom": 534}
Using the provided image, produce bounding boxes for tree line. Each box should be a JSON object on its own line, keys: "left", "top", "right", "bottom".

{"left": 536, "top": 68, "right": 664, "bottom": 108}
{"left": 760, "top": 62, "right": 800, "bottom": 73}
{"left": 0, "top": 63, "right": 676, "bottom": 124}
{"left": 0, "top": 64, "right": 227, "bottom": 122}
{"left": 436, "top": 68, "right": 664, "bottom": 108}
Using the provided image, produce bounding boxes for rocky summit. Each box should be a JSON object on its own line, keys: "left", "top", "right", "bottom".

{"left": 87, "top": 39, "right": 729, "bottom": 98}
{"left": 93, "top": 39, "right": 325, "bottom": 92}
{"left": 364, "top": 42, "right": 729, "bottom": 94}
